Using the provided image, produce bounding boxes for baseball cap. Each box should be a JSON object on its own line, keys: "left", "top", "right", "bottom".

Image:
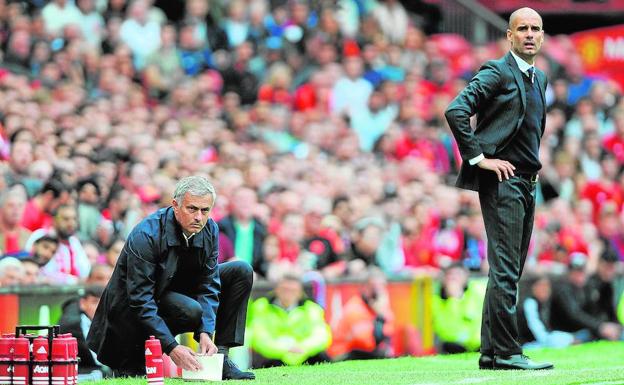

{"left": 568, "top": 252, "right": 587, "bottom": 270}
{"left": 599, "top": 249, "right": 620, "bottom": 263}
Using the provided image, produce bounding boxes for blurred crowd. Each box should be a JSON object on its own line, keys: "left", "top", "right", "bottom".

{"left": 1, "top": 0, "right": 624, "bottom": 361}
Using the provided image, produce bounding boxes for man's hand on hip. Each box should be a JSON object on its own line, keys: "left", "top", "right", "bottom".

{"left": 169, "top": 345, "right": 202, "bottom": 371}
{"left": 198, "top": 332, "right": 218, "bottom": 356}
{"left": 477, "top": 158, "right": 515, "bottom": 182}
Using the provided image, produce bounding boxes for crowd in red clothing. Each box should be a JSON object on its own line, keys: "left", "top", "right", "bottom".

{"left": 0, "top": 0, "right": 623, "bottom": 289}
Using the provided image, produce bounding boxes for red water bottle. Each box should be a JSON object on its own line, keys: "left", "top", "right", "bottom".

{"left": 69, "top": 335, "right": 78, "bottom": 385}
{"left": 59, "top": 334, "right": 76, "bottom": 385}
{"left": 12, "top": 336, "right": 30, "bottom": 385}
{"left": 32, "top": 336, "right": 50, "bottom": 385}
{"left": 0, "top": 334, "right": 14, "bottom": 385}
{"left": 51, "top": 335, "right": 71, "bottom": 385}
{"left": 145, "top": 336, "right": 164, "bottom": 385}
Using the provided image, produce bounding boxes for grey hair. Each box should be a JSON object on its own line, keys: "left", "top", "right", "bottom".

{"left": 0, "top": 257, "right": 24, "bottom": 278}
{"left": 173, "top": 176, "right": 217, "bottom": 205}
{"left": 0, "top": 184, "right": 28, "bottom": 207}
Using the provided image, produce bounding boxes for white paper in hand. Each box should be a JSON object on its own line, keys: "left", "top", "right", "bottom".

{"left": 182, "top": 353, "right": 224, "bottom": 382}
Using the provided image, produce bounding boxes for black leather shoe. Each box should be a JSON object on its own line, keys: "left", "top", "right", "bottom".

{"left": 222, "top": 357, "right": 255, "bottom": 380}
{"left": 478, "top": 354, "right": 494, "bottom": 370}
{"left": 494, "top": 354, "right": 554, "bottom": 370}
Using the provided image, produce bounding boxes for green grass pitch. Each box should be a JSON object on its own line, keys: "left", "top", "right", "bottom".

{"left": 90, "top": 341, "right": 624, "bottom": 385}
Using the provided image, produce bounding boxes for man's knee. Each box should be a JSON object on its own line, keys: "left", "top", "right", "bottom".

{"left": 224, "top": 260, "right": 254, "bottom": 287}
{"left": 183, "top": 299, "right": 203, "bottom": 326}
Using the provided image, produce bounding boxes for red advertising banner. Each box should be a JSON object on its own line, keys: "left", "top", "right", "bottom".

{"left": 571, "top": 25, "right": 624, "bottom": 90}
{"left": 477, "top": 0, "right": 624, "bottom": 14}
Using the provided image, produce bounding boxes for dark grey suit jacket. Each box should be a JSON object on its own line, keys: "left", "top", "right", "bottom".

{"left": 445, "top": 52, "right": 548, "bottom": 191}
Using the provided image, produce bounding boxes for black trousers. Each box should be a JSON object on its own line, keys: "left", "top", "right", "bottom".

{"left": 116, "top": 260, "right": 253, "bottom": 375}
{"left": 478, "top": 171, "right": 536, "bottom": 356}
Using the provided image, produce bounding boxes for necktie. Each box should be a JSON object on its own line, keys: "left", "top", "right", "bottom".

{"left": 527, "top": 67, "right": 534, "bottom": 83}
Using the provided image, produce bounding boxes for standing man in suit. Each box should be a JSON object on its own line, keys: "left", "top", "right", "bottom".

{"left": 87, "top": 176, "right": 255, "bottom": 380}
{"left": 445, "top": 7, "right": 553, "bottom": 370}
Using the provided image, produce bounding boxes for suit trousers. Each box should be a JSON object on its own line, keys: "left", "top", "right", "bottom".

{"left": 478, "top": 171, "right": 536, "bottom": 356}
{"left": 160, "top": 260, "right": 253, "bottom": 346}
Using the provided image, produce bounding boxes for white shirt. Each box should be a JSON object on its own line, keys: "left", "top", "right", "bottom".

{"left": 510, "top": 50, "right": 535, "bottom": 83}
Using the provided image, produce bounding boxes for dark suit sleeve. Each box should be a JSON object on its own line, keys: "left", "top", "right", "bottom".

{"left": 125, "top": 231, "right": 179, "bottom": 353}
{"left": 445, "top": 61, "right": 502, "bottom": 161}
{"left": 194, "top": 220, "right": 221, "bottom": 340}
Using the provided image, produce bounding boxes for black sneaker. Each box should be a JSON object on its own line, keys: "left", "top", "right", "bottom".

{"left": 222, "top": 357, "right": 255, "bottom": 380}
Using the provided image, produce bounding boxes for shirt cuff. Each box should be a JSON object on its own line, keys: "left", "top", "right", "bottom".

{"left": 468, "top": 153, "right": 485, "bottom": 166}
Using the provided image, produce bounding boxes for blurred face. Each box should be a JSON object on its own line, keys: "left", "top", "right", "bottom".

{"left": 21, "top": 262, "right": 39, "bottom": 285}
{"left": 443, "top": 266, "right": 468, "bottom": 288}
{"left": 597, "top": 261, "right": 617, "bottom": 282}
{"left": 344, "top": 57, "right": 363, "bottom": 79}
{"left": 357, "top": 226, "right": 382, "bottom": 255}
{"left": 46, "top": 191, "right": 70, "bottom": 215}
{"left": 1, "top": 194, "right": 26, "bottom": 227}
{"left": 79, "top": 183, "right": 99, "bottom": 205}
{"left": 275, "top": 278, "right": 303, "bottom": 308}
{"left": 507, "top": 8, "right": 544, "bottom": 64}
{"left": 231, "top": 188, "right": 257, "bottom": 221}
{"left": 106, "top": 239, "right": 125, "bottom": 267}
{"left": 173, "top": 192, "right": 214, "bottom": 236}
{"left": 0, "top": 266, "right": 23, "bottom": 286}
{"left": 262, "top": 235, "right": 280, "bottom": 261}
{"left": 569, "top": 269, "right": 586, "bottom": 287}
{"left": 532, "top": 277, "right": 551, "bottom": 302}
{"left": 33, "top": 240, "right": 58, "bottom": 264}
{"left": 80, "top": 295, "right": 100, "bottom": 319}
{"left": 280, "top": 214, "right": 305, "bottom": 243}
{"left": 54, "top": 206, "right": 78, "bottom": 239}
{"left": 87, "top": 266, "right": 113, "bottom": 286}
{"left": 9, "top": 141, "right": 33, "bottom": 174}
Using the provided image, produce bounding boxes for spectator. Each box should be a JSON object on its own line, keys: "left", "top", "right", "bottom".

{"left": 28, "top": 234, "right": 59, "bottom": 268}
{"left": 76, "top": 177, "right": 103, "bottom": 242}
{"left": 432, "top": 263, "right": 485, "bottom": 353}
{"left": 21, "top": 179, "right": 72, "bottom": 232}
{"left": 222, "top": 0, "right": 250, "bottom": 48}
{"left": 602, "top": 109, "right": 624, "bottom": 164}
{"left": 0, "top": 184, "right": 31, "bottom": 255}
{"left": 6, "top": 141, "right": 34, "bottom": 186}
{"left": 248, "top": 274, "right": 331, "bottom": 367}
{"left": 331, "top": 54, "right": 373, "bottom": 118}
{"left": 218, "top": 187, "right": 268, "bottom": 276}
{"left": 86, "top": 263, "right": 113, "bottom": 287}
{"left": 119, "top": 0, "right": 161, "bottom": 70}
{"left": 20, "top": 258, "right": 41, "bottom": 285}
{"left": 584, "top": 250, "right": 624, "bottom": 337}
{"left": 371, "top": 0, "right": 408, "bottom": 45}
{"left": 77, "top": 0, "right": 106, "bottom": 48}
{"left": 58, "top": 285, "right": 112, "bottom": 377}
{"left": 0, "top": 257, "right": 25, "bottom": 287}
{"left": 343, "top": 216, "right": 385, "bottom": 276}
{"left": 26, "top": 204, "right": 91, "bottom": 284}
{"left": 41, "top": 0, "right": 83, "bottom": 36}
{"left": 350, "top": 87, "right": 398, "bottom": 152}
{"left": 550, "top": 252, "right": 622, "bottom": 341}
{"left": 328, "top": 268, "right": 394, "bottom": 360}
{"left": 518, "top": 274, "right": 575, "bottom": 349}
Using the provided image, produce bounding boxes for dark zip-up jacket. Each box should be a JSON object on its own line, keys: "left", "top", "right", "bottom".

{"left": 87, "top": 207, "right": 220, "bottom": 368}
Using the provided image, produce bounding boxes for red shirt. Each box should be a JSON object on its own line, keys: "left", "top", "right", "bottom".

{"left": 21, "top": 199, "right": 52, "bottom": 231}
{"left": 603, "top": 134, "right": 624, "bottom": 164}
